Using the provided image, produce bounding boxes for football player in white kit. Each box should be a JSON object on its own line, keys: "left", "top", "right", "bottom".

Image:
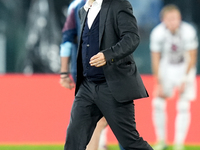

{"left": 150, "top": 4, "right": 198, "bottom": 150}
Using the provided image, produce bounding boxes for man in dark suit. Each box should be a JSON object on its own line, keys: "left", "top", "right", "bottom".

{"left": 61, "top": 0, "right": 153, "bottom": 149}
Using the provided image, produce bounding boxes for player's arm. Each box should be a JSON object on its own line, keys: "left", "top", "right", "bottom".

{"left": 151, "top": 51, "right": 161, "bottom": 84}
{"left": 59, "top": 4, "right": 77, "bottom": 89}
{"left": 60, "top": 56, "right": 70, "bottom": 78}
{"left": 60, "top": 56, "right": 73, "bottom": 89}
{"left": 150, "top": 27, "right": 163, "bottom": 84}
{"left": 183, "top": 26, "right": 198, "bottom": 79}
{"left": 60, "top": 41, "right": 73, "bottom": 75}
{"left": 59, "top": 42, "right": 75, "bottom": 90}
{"left": 150, "top": 28, "right": 166, "bottom": 98}
{"left": 186, "top": 49, "right": 197, "bottom": 75}
{"left": 151, "top": 51, "right": 167, "bottom": 98}
{"left": 180, "top": 26, "right": 198, "bottom": 93}
{"left": 179, "top": 49, "right": 197, "bottom": 93}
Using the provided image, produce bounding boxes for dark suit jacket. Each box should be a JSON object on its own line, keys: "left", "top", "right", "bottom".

{"left": 75, "top": 0, "right": 148, "bottom": 102}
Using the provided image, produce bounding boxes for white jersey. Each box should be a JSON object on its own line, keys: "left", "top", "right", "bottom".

{"left": 150, "top": 21, "right": 198, "bottom": 66}
{"left": 150, "top": 22, "right": 198, "bottom": 99}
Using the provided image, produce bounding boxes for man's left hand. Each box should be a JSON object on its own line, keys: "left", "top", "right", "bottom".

{"left": 90, "top": 52, "right": 106, "bottom": 67}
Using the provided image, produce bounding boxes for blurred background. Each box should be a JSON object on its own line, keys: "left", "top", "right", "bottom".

{"left": 0, "top": 0, "right": 200, "bottom": 74}
{"left": 0, "top": 0, "right": 200, "bottom": 148}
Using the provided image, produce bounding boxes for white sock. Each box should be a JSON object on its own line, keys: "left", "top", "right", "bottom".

{"left": 98, "top": 127, "right": 108, "bottom": 149}
{"left": 152, "top": 97, "right": 167, "bottom": 143}
{"left": 174, "top": 99, "right": 191, "bottom": 146}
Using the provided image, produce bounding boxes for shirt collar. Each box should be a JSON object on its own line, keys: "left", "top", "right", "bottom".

{"left": 84, "top": 0, "right": 103, "bottom": 11}
{"left": 95, "top": 0, "right": 103, "bottom": 5}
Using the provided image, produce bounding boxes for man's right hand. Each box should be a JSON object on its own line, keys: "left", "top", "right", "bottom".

{"left": 60, "top": 76, "right": 75, "bottom": 90}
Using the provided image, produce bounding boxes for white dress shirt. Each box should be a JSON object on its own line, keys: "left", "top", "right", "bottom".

{"left": 84, "top": 0, "right": 103, "bottom": 29}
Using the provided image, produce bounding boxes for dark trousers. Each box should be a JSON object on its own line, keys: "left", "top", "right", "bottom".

{"left": 64, "top": 79, "right": 153, "bottom": 150}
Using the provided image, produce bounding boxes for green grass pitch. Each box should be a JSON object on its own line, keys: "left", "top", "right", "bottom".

{"left": 0, "top": 144, "right": 200, "bottom": 150}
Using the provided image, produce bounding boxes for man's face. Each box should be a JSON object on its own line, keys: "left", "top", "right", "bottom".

{"left": 162, "top": 10, "right": 181, "bottom": 33}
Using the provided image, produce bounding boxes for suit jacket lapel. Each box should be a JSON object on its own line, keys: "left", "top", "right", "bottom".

{"left": 99, "top": 0, "right": 112, "bottom": 47}
{"left": 80, "top": 8, "right": 88, "bottom": 38}
{"left": 78, "top": 8, "right": 89, "bottom": 55}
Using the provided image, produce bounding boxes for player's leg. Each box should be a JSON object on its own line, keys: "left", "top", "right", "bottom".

{"left": 173, "top": 74, "right": 196, "bottom": 150}
{"left": 98, "top": 122, "right": 108, "bottom": 150}
{"left": 173, "top": 68, "right": 196, "bottom": 150}
{"left": 152, "top": 75, "right": 174, "bottom": 150}
{"left": 174, "top": 99, "right": 191, "bottom": 150}
{"left": 152, "top": 97, "right": 167, "bottom": 150}
{"left": 86, "top": 117, "right": 108, "bottom": 150}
